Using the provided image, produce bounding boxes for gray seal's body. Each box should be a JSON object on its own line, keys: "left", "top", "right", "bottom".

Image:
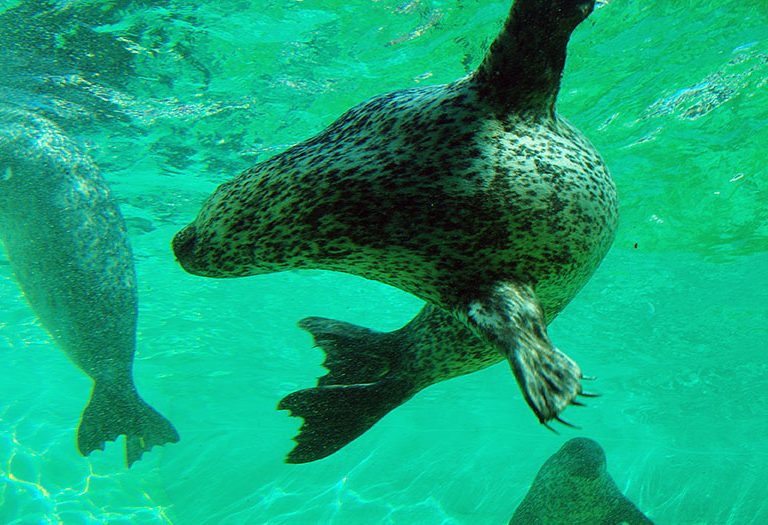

{"left": 510, "top": 438, "right": 654, "bottom": 524}
{"left": 0, "top": 104, "right": 178, "bottom": 466}
{"left": 174, "top": 0, "right": 617, "bottom": 463}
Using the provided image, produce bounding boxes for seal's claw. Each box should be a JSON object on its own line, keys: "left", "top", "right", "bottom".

{"left": 579, "top": 391, "right": 601, "bottom": 398}
{"left": 543, "top": 422, "right": 560, "bottom": 435}
{"left": 554, "top": 416, "right": 580, "bottom": 429}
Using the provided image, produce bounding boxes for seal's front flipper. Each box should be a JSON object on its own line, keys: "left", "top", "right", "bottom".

{"left": 461, "top": 282, "right": 583, "bottom": 424}
{"left": 77, "top": 382, "right": 179, "bottom": 467}
{"left": 278, "top": 317, "right": 415, "bottom": 463}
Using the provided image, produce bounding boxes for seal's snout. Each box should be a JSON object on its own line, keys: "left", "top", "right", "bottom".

{"left": 574, "top": 0, "right": 595, "bottom": 19}
{"left": 558, "top": 0, "right": 595, "bottom": 25}
{"left": 172, "top": 224, "right": 199, "bottom": 274}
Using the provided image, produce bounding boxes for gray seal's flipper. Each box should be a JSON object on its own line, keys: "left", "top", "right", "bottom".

{"left": 78, "top": 382, "right": 180, "bottom": 467}
{"left": 461, "top": 281, "right": 584, "bottom": 424}
{"left": 278, "top": 317, "right": 416, "bottom": 463}
{"left": 510, "top": 438, "right": 654, "bottom": 524}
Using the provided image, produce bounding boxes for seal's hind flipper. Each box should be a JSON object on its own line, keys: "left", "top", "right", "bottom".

{"left": 298, "top": 317, "right": 394, "bottom": 386}
{"left": 472, "top": 0, "right": 595, "bottom": 114}
{"left": 279, "top": 379, "right": 413, "bottom": 463}
{"left": 77, "top": 382, "right": 179, "bottom": 467}
{"left": 278, "top": 317, "right": 415, "bottom": 463}
{"left": 461, "top": 281, "right": 583, "bottom": 424}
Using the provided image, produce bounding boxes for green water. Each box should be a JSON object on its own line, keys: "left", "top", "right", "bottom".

{"left": 1, "top": 0, "right": 767, "bottom": 523}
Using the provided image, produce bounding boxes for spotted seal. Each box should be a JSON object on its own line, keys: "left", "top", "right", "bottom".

{"left": 0, "top": 104, "right": 179, "bottom": 466}
{"left": 173, "top": 0, "right": 617, "bottom": 463}
{"left": 510, "top": 438, "right": 653, "bottom": 524}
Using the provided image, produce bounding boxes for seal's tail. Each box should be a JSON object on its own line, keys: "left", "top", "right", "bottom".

{"left": 77, "top": 382, "right": 179, "bottom": 467}
{"left": 278, "top": 317, "right": 415, "bottom": 464}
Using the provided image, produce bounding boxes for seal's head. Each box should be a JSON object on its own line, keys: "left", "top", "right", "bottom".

{"left": 172, "top": 178, "right": 277, "bottom": 278}
{"left": 171, "top": 222, "right": 203, "bottom": 274}
{"left": 528, "top": 0, "right": 594, "bottom": 28}
{"left": 549, "top": 437, "right": 607, "bottom": 481}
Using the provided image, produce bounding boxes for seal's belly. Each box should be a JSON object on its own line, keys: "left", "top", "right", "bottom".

{"left": 309, "top": 117, "right": 618, "bottom": 311}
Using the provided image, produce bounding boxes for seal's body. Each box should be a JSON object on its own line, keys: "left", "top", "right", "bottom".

{"left": 510, "top": 438, "right": 654, "bottom": 524}
{"left": 0, "top": 105, "right": 178, "bottom": 466}
{"left": 174, "top": 0, "right": 617, "bottom": 463}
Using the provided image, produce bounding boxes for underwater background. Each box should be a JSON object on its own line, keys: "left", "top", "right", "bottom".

{"left": 1, "top": 0, "right": 766, "bottom": 523}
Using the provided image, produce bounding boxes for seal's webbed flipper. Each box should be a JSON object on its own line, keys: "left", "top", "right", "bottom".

{"left": 299, "top": 317, "right": 394, "bottom": 386}
{"left": 77, "top": 382, "right": 179, "bottom": 467}
{"left": 472, "top": 0, "right": 595, "bottom": 115}
{"left": 278, "top": 317, "right": 415, "bottom": 463}
{"left": 461, "top": 281, "right": 583, "bottom": 424}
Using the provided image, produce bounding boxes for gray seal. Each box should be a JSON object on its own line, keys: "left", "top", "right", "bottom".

{"left": 173, "top": 0, "right": 618, "bottom": 463}
{"left": 0, "top": 104, "right": 178, "bottom": 466}
{"left": 510, "top": 438, "right": 654, "bottom": 524}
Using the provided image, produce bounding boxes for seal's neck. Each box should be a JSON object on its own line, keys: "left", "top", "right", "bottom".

{"left": 471, "top": 0, "right": 594, "bottom": 117}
